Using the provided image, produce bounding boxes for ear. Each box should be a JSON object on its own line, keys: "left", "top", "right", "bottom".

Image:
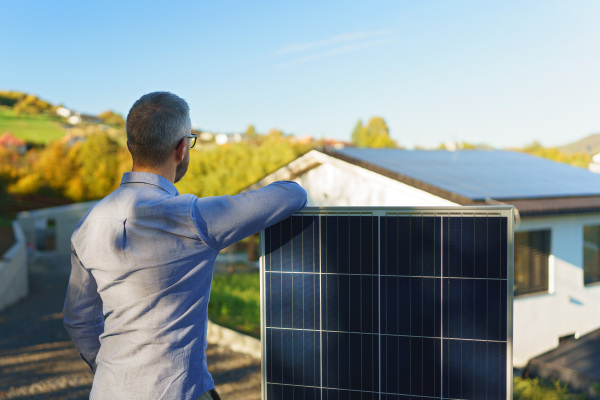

{"left": 175, "top": 137, "right": 186, "bottom": 163}
{"left": 126, "top": 141, "right": 135, "bottom": 169}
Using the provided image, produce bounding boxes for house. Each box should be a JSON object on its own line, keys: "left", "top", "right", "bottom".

{"left": 251, "top": 147, "right": 600, "bottom": 367}
{"left": 589, "top": 152, "right": 600, "bottom": 174}
{"left": 0, "top": 132, "right": 27, "bottom": 155}
{"left": 215, "top": 132, "right": 242, "bottom": 145}
{"left": 55, "top": 106, "right": 71, "bottom": 118}
{"left": 67, "top": 113, "right": 81, "bottom": 125}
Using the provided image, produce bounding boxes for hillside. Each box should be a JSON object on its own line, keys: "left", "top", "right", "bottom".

{"left": 0, "top": 107, "right": 66, "bottom": 144}
{"left": 558, "top": 132, "right": 600, "bottom": 155}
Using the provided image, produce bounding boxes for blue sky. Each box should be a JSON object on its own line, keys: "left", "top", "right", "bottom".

{"left": 2, "top": 0, "right": 600, "bottom": 149}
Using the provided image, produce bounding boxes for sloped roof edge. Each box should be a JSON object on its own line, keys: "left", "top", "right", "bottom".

{"left": 246, "top": 149, "right": 326, "bottom": 191}
{"left": 319, "top": 147, "right": 478, "bottom": 205}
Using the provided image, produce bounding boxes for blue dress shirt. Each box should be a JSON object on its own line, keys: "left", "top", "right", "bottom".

{"left": 63, "top": 172, "right": 307, "bottom": 399}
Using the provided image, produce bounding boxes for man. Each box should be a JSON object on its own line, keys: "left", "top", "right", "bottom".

{"left": 63, "top": 91, "right": 307, "bottom": 399}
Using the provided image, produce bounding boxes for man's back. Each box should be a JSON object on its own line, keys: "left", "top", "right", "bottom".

{"left": 64, "top": 172, "right": 306, "bottom": 399}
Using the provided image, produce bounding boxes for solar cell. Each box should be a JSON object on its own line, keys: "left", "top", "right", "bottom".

{"left": 331, "top": 148, "right": 600, "bottom": 200}
{"left": 261, "top": 207, "right": 513, "bottom": 400}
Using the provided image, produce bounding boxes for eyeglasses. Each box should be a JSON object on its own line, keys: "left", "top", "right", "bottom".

{"left": 176, "top": 134, "right": 197, "bottom": 149}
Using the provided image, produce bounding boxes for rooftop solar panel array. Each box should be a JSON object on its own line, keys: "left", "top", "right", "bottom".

{"left": 332, "top": 148, "right": 600, "bottom": 200}
{"left": 261, "top": 207, "right": 513, "bottom": 400}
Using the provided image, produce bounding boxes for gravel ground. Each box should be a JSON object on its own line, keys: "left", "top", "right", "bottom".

{"left": 0, "top": 254, "right": 260, "bottom": 400}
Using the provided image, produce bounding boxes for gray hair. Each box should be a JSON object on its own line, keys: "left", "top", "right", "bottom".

{"left": 126, "top": 91, "right": 191, "bottom": 167}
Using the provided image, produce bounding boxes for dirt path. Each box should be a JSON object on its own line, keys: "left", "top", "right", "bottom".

{"left": 0, "top": 254, "right": 260, "bottom": 400}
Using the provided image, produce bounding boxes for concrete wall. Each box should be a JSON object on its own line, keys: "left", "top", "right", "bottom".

{"left": 0, "top": 221, "right": 27, "bottom": 311}
{"left": 513, "top": 213, "right": 600, "bottom": 367}
{"left": 18, "top": 201, "right": 97, "bottom": 257}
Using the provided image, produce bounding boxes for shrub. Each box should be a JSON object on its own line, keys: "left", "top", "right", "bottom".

{"left": 514, "top": 377, "right": 587, "bottom": 400}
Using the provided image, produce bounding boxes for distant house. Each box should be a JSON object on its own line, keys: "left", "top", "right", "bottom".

{"left": 0, "top": 132, "right": 27, "bottom": 155}
{"left": 198, "top": 131, "right": 214, "bottom": 143}
{"left": 215, "top": 132, "right": 242, "bottom": 145}
{"left": 80, "top": 114, "right": 103, "bottom": 125}
{"left": 252, "top": 147, "right": 600, "bottom": 367}
{"left": 56, "top": 106, "right": 71, "bottom": 118}
{"left": 589, "top": 152, "right": 600, "bottom": 174}
{"left": 67, "top": 113, "right": 81, "bottom": 125}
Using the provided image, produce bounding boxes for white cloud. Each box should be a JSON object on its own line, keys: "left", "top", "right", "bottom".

{"left": 276, "top": 37, "right": 397, "bottom": 69}
{"left": 275, "top": 29, "right": 395, "bottom": 55}
{"left": 273, "top": 29, "right": 396, "bottom": 68}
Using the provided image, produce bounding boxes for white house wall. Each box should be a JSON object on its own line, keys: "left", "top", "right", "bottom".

{"left": 513, "top": 213, "right": 600, "bottom": 367}
{"left": 294, "top": 158, "right": 458, "bottom": 207}
{"left": 0, "top": 221, "right": 27, "bottom": 311}
{"left": 18, "top": 201, "right": 97, "bottom": 257}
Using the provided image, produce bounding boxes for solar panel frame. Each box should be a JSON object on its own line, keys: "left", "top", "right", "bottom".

{"left": 260, "top": 206, "right": 514, "bottom": 400}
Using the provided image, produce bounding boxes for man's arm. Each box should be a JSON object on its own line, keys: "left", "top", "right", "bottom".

{"left": 63, "top": 248, "right": 104, "bottom": 372}
{"left": 193, "top": 181, "right": 307, "bottom": 251}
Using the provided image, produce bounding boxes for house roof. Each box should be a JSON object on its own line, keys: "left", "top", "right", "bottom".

{"left": 250, "top": 147, "right": 600, "bottom": 216}
{"left": 330, "top": 148, "right": 600, "bottom": 200}
{"left": 322, "top": 148, "right": 600, "bottom": 216}
{"left": 0, "top": 132, "right": 26, "bottom": 147}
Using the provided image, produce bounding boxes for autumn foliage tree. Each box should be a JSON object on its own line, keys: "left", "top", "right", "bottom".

{"left": 5, "top": 128, "right": 309, "bottom": 203}
{"left": 351, "top": 117, "right": 396, "bottom": 148}
{"left": 176, "top": 133, "right": 310, "bottom": 197}
{"left": 98, "top": 110, "right": 126, "bottom": 127}
{"left": 9, "top": 134, "right": 129, "bottom": 201}
{"left": 0, "top": 91, "right": 55, "bottom": 116}
{"left": 516, "top": 141, "right": 591, "bottom": 168}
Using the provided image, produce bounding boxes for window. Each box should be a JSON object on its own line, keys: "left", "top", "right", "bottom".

{"left": 514, "top": 230, "right": 550, "bottom": 297}
{"left": 584, "top": 225, "right": 600, "bottom": 285}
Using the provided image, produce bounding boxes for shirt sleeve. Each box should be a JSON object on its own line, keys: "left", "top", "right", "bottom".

{"left": 192, "top": 181, "right": 307, "bottom": 251}
{"left": 63, "top": 246, "right": 104, "bottom": 373}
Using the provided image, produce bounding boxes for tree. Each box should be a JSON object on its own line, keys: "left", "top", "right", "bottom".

{"left": 0, "top": 91, "right": 26, "bottom": 107}
{"left": 176, "top": 135, "right": 310, "bottom": 198}
{"left": 8, "top": 133, "right": 129, "bottom": 201}
{"left": 73, "top": 133, "right": 126, "bottom": 200}
{"left": 351, "top": 120, "right": 363, "bottom": 144}
{"left": 245, "top": 124, "right": 257, "bottom": 138}
{"left": 9, "top": 141, "right": 72, "bottom": 196}
{"left": 351, "top": 116, "right": 396, "bottom": 148}
{"left": 98, "top": 110, "right": 126, "bottom": 127}
{"left": 13, "top": 94, "right": 53, "bottom": 116}
{"left": 517, "top": 141, "right": 591, "bottom": 168}
{"left": 267, "top": 128, "right": 283, "bottom": 138}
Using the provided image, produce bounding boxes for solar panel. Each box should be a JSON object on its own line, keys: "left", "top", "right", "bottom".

{"left": 261, "top": 207, "right": 513, "bottom": 400}
{"left": 331, "top": 148, "right": 600, "bottom": 200}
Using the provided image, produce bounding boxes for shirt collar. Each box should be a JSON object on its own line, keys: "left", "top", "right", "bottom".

{"left": 120, "top": 171, "right": 180, "bottom": 196}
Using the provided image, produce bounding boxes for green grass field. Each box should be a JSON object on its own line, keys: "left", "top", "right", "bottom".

{"left": 0, "top": 107, "right": 66, "bottom": 144}
{"left": 514, "top": 377, "right": 590, "bottom": 399}
{"left": 208, "top": 272, "right": 260, "bottom": 338}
